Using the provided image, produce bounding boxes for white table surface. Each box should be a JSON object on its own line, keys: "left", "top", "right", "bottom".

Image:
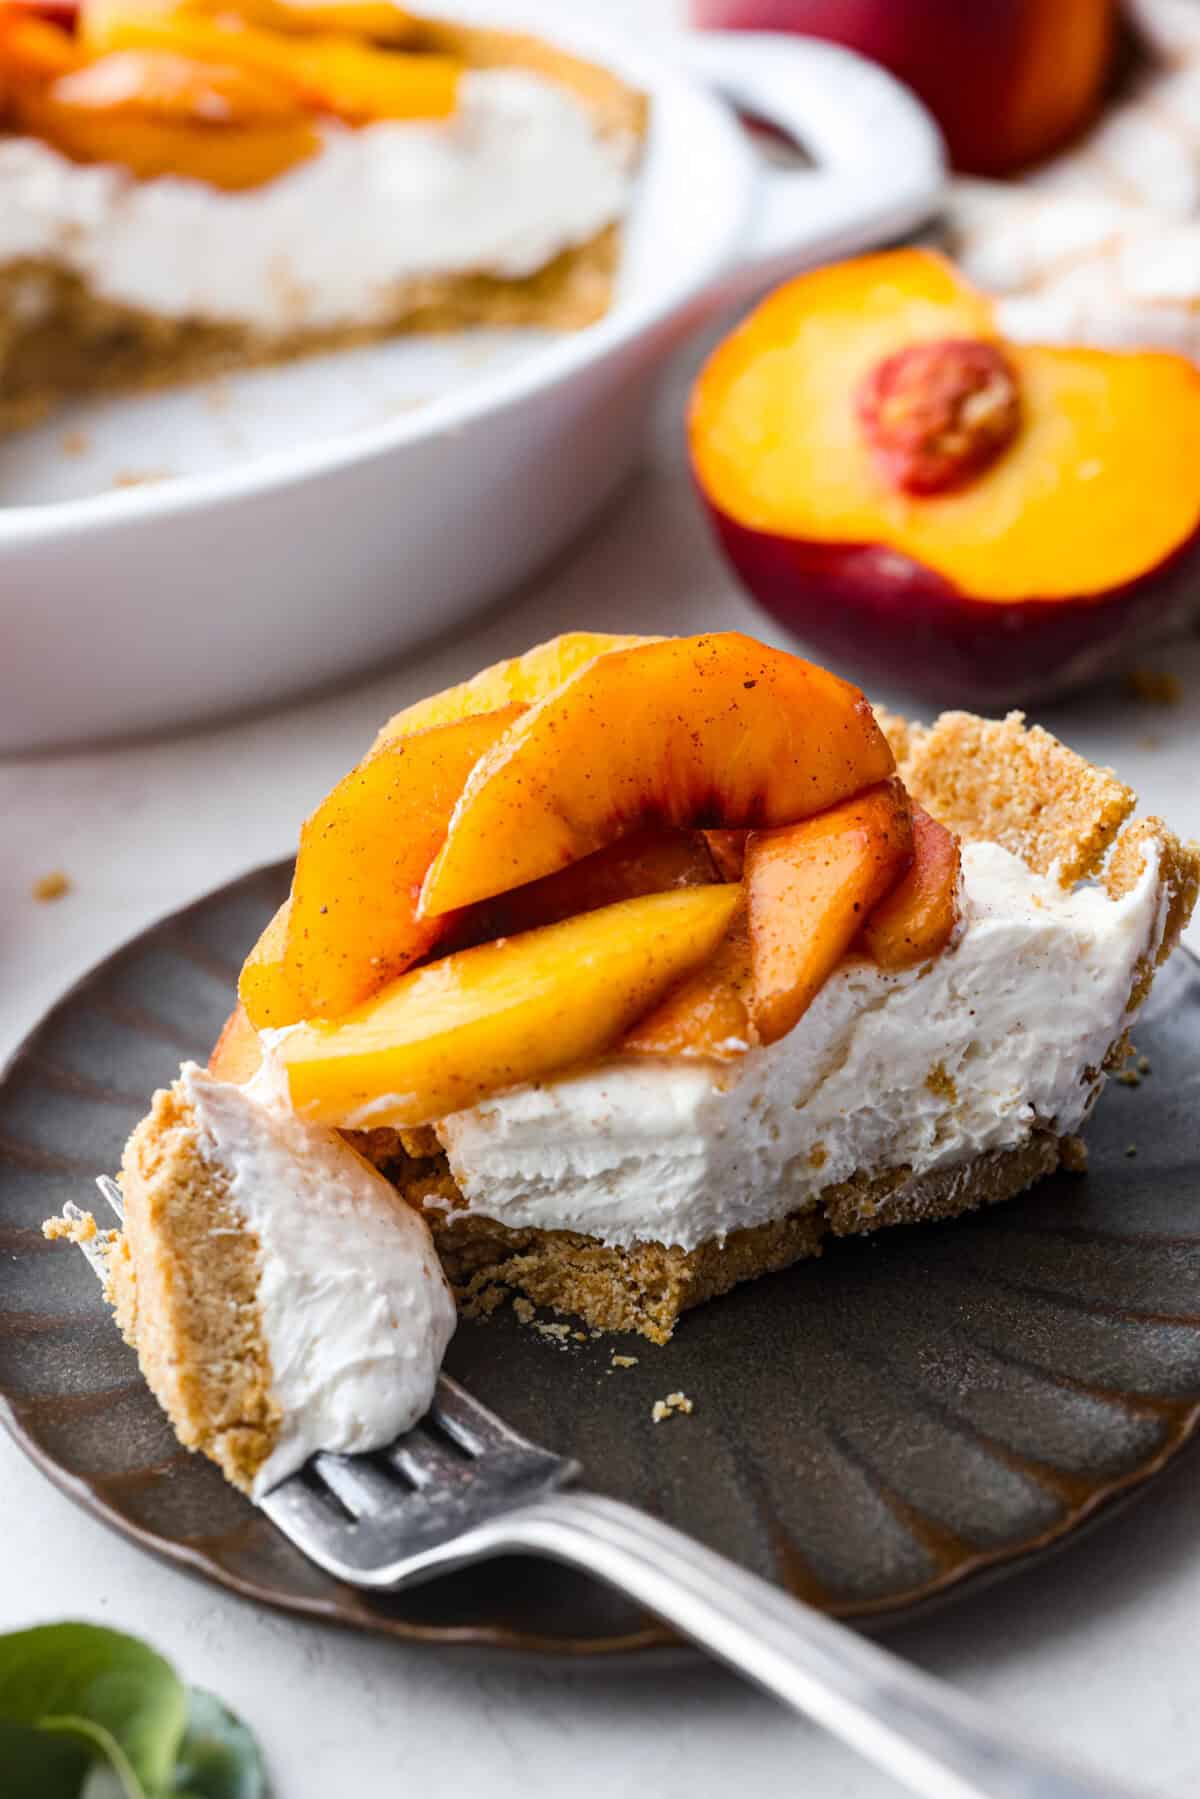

{"left": 6, "top": 7, "right": 1200, "bottom": 1793}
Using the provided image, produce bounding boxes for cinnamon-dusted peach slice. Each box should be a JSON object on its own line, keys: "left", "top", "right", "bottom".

{"left": 245, "top": 704, "right": 525, "bottom": 1029}
{"left": 465, "top": 828, "right": 718, "bottom": 943}
{"left": 86, "top": 11, "right": 460, "bottom": 121}
{"left": 209, "top": 1001, "right": 262, "bottom": 1085}
{"left": 420, "top": 633, "right": 894, "bottom": 917}
{"left": 747, "top": 781, "right": 913, "bottom": 1045}
{"left": 691, "top": 249, "right": 1200, "bottom": 705}
{"left": 82, "top": 0, "right": 417, "bottom": 44}
{"left": 273, "top": 30, "right": 459, "bottom": 121}
{"left": 861, "top": 806, "right": 961, "bottom": 970}
{"left": 17, "top": 51, "right": 320, "bottom": 187}
{"left": 373, "top": 631, "right": 658, "bottom": 748}
{"left": 278, "top": 885, "right": 742, "bottom": 1127}
{"left": 623, "top": 908, "right": 754, "bottom": 1061}
{"left": 237, "top": 897, "right": 292, "bottom": 1029}
{"left": 205, "top": 0, "right": 418, "bottom": 42}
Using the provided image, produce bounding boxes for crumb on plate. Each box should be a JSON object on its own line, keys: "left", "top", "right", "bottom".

{"left": 32, "top": 871, "right": 70, "bottom": 902}
{"left": 43, "top": 1210, "right": 97, "bottom": 1243}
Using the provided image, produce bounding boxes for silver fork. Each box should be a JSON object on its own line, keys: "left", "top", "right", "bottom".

{"left": 85, "top": 1182, "right": 1151, "bottom": 1799}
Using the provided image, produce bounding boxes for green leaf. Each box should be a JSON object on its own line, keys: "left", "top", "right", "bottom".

{"left": 0, "top": 1624, "right": 187, "bottom": 1798}
{"left": 171, "top": 1690, "right": 267, "bottom": 1799}
{"left": 0, "top": 1718, "right": 93, "bottom": 1798}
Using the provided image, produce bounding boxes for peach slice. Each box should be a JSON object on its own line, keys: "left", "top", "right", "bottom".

{"left": 3, "top": 0, "right": 80, "bottom": 25}
{"left": 81, "top": 0, "right": 417, "bottom": 45}
{"left": 275, "top": 31, "right": 459, "bottom": 120}
{"left": 419, "top": 633, "right": 895, "bottom": 918}
{"left": 203, "top": 0, "right": 418, "bottom": 42}
{"left": 38, "top": 44, "right": 305, "bottom": 115}
{"left": 260, "top": 703, "right": 525, "bottom": 1028}
{"left": 464, "top": 828, "right": 719, "bottom": 944}
{"left": 746, "top": 781, "right": 913, "bottom": 1045}
{"left": 0, "top": 10, "right": 83, "bottom": 83}
{"left": 373, "top": 631, "right": 658, "bottom": 748}
{"left": 278, "top": 885, "right": 742, "bottom": 1127}
{"left": 623, "top": 908, "right": 754, "bottom": 1061}
{"left": 18, "top": 53, "right": 320, "bottom": 186}
{"left": 12, "top": 102, "right": 318, "bottom": 187}
{"left": 861, "top": 805, "right": 961, "bottom": 969}
{"left": 34, "top": 113, "right": 320, "bottom": 187}
{"left": 209, "top": 1001, "right": 262, "bottom": 1084}
{"left": 85, "top": 11, "right": 460, "bottom": 121}
{"left": 237, "top": 897, "right": 292, "bottom": 1029}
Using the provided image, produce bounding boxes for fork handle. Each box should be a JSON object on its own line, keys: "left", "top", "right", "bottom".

{"left": 498, "top": 1492, "right": 1149, "bottom": 1799}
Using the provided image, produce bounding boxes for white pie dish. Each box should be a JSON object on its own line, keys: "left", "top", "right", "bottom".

{"left": 0, "top": 11, "right": 944, "bottom": 751}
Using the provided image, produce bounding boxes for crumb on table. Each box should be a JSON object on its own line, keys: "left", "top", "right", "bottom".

{"left": 611, "top": 1353, "right": 638, "bottom": 1369}
{"left": 651, "top": 1390, "right": 694, "bottom": 1422}
{"left": 114, "top": 469, "right": 170, "bottom": 489}
{"left": 32, "top": 871, "right": 70, "bottom": 902}
{"left": 512, "top": 1297, "right": 535, "bottom": 1325}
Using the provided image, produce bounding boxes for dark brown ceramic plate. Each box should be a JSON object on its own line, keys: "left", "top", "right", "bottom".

{"left": 3, "top": 862, "right": 1200, "bottom": 1657}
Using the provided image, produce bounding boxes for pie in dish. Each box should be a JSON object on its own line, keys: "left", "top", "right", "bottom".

{"left": 0, "top": 0, "right": 645, "bottom": 428}
{"left": 47, "top": 631, "right": 1200, "bottom": 1495}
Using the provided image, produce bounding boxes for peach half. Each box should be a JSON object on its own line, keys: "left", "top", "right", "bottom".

{"left": 691, "top": 250, "right": 1200, "bottom": 706}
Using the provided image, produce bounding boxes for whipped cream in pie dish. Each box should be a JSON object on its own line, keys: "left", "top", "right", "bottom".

{"left": 413, "top": 839, "right": 1167, "bottom": 1250}
{"left": 182, "top": 1061, "right": 455, "bottom": 1495}
{"left": 0, "top": 68, "right": 636, "bottom": 333}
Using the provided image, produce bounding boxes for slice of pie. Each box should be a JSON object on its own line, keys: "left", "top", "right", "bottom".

{"left": 48, "top": 631, "right": 1199, "bottom": 1494}
{"left": 0, "top": 0, "right": 645, "bottom": 428}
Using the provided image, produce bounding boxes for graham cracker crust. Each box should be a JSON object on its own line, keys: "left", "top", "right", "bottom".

{"left": 0, "top": 20, "right": 646, "bottom": 428}
{"left": 0, "top": 230, "right": 622, "bottom": 431}
{"left": 105, "top": 1081, "right": 281, "bottom": 1492}
{"left": 353, "top": 1133, "right": 1063, "bottom": 1345}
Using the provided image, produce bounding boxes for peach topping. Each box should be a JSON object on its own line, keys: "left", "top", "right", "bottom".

{"left": 225, "top": 633, "right": 961, "bottom": 1124}
{"left": 0, "top": 0, "right": 461, "bottom": 188}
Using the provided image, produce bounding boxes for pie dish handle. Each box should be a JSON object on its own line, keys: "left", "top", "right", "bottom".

{"left": 681, "top": 30, "right": 947, "bottom": 307}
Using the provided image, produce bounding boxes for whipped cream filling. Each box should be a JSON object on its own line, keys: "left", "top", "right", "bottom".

{"left": 0, "top": 68, "right": 635, "bottom": 332}
{"left": 435, "top": 841, "right": 1165, "bottom": 1252}
{"left": 181, "top": 1062, "right": 455, "bottom": 1496}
